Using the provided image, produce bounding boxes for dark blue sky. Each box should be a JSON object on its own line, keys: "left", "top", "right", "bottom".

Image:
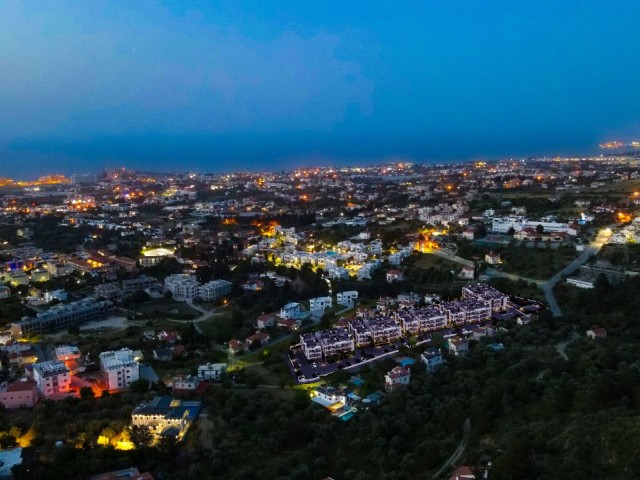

{"left": 2, "top": 1, "right": 640, "bottom": 178}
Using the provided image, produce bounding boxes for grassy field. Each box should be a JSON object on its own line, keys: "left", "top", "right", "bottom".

{"left": 412, "top": 253, "right": 460, "bottom": 271}
{"left": 499, "top": 245, "right": 577, "bottom": 280}
{"left": 587, "top": 178, "right": 640, "bottom": 195}
{"left": 132, "top": 299, "right": 201, "bottom": 319}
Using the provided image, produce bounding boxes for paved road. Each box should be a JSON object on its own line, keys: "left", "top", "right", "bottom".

{"left": 431, "top": 418, "right": 471, "bottom": 479}
{"left": 485, "top": 227, "right": 613, "bottom": 317}
{"left": 543, "top": 227, "right": 612, "bottom": 317}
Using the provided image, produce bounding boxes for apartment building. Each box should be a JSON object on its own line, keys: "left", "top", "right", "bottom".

{"left": 441, "top": 299, "right": 491, "bottom": 326}
{"left": 421, "top": 349, "right": 445, "bottom": 372}
{"left": 198, "top": 280, "right": 232, "bottom": 301}
{"left": 11, "top": 299, "right": 114, "bottom": 337}
{"left": 300, "top": 328, "right": 355, "bottom": 361}
{"left": 131, "top": 396, "right": 201, "bottom": 441}
{"left": 197, "top": 363, "right": 226, "bottom": 381}
{"left": 122, "top": 275, "right": 158, "bottom": 294}
{"left": 367, "top": 317, "right": 403, "bottom": 344}
{"left": 33, "top": 360, "right": 71, "bottom": 398}
{"left": 337, "top": 291, "right": 359, "bottom": 307}
{"left": 461, "top": 283, "right": 509, "bottom": 310}
{"left": 309, "top": 296, "right": 332, "bottom": 311}
{"left": 348, "top": 319, "right": 373, "bottom": 346}
{"left": 320, "top": 329, "right": 354, "bottom": 359}
{"left": 99, "top": 349, "right": 140, "bottom": 390}
{"left": 300, "top": 332, "right": 323, "bottom": 361}
{"left": 0, "top": 380, "right": 39, "bottom": 409}
{"left": 396, "top": 305, "right": 447, "bottom": 334}
{"left": 280, "top": 302, "right": 301, "bottom": 319}
{"left": 163, "top": 274, "right": 199, "bottom": 300}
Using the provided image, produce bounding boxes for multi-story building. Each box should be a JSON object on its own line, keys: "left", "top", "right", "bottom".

{"left": 0, "top": 380, "right": 39, "bottom": 409}
{"left": 99, "top": 349, "right": 140, "bottom": 391}
{"left": 11, "top": 299, "right": 114, "bottom": 337}
{"left": 366, "top": 317, "right": 403, "bottom": 344}
{"left": 300, "top": 332, "right": 323, "bottom": 361}
{"left": 384, "top": 366, "right": 411, "bottom": 392}
{"left": 55, "top": 345, "right": 81, "bottom": 362}
{"left": 442, "top": 302, "right": 466, "bottom": 326}
{"left": 197, "top": 280, "right": 232, "bottom": 301}
{"left": 122, "top": 275, "right": 158, "bottom": 294}
{"left": 32, "top": 360, "right": 71, "bottom": 398}
{"left": 320, "top": 329, "right": 354, "bottom": 358}
{"left": 94, "top": 283, "right": 122, "bottom": 300}
{"left": 43, "top": 262, "right": 73, "bottom": 277}
{"left": 441, "top": 299, "right": 491, "bottom": 326}
{"left": 337, "top": 291, "right": 359, "bottom": 307}
{"left": 396, "top": 305, "right": 447, "bottom": 334}
{"left": 131, "top": 396, "right": 201, "bottom": 441}
{"left": 459, "top": 299, "right": 492, "bottom": 323}
{"left": 421, "top": 349, "right": 445, "bottom": 372}
{"left": 280, "top": 302, "right": 301, "bottom": 319}
{"left": 299, "top": 328, "right": 357, "bottom": 361}
{"left": 197, "top": 363, "right": 226, "bottom": 381}
{"left": 309, "top": 296, "right": 332, "bottom": 311}
{"left": 462, "top": 283, "right": 509, "bottom": 310}
{"left": 348, "top": 319, "right": 373, "bottom": 346}
{"left": 30, "top": 269, "right": 50, "bottom": 283}
{"left": 163, "top": 274, "right": 199, "bottom": 300}
{"left": 172, "top": 376, "right": 199, "bottom": 391}
{"left": 447, "top": 337, "right": 469, "bottom": 356}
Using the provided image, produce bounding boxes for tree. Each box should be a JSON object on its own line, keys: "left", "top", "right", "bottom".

{"left": 130, "top": 425, "right": 153, "bottom": 448}
{"left": 0, "top": 432, "right": 16, "bottom": 449}
{"left": 129, "top": 378, "right": 150, "bottom": 394}
{"left": 79, "top": 386, "right": 94, "bottom": 400}
{"left": 507, "top": 227, "right": 516, "bottom": 236}
{"left": 536, "top": 224, "right": 544, "bottom": 234}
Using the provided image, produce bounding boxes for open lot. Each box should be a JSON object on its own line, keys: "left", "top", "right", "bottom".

{"left": 499, "top": 245, "right": 578, "bottom": 280}
{"left": 131, "top": 298, "right": 200, "bottom": 319}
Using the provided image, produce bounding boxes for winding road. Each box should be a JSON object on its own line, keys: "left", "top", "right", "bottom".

{"left": 485, "top": 227, "right": 613, "bottom": 317}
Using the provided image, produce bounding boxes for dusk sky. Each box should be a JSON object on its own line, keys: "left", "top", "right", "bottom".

{"left": 2, "top": 1, "right": 640, "bottom": 178}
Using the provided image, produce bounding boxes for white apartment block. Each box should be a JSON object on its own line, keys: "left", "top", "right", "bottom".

{"left": 309, "top": 296, "right": 333, "bottom": 311}
{"left": 337, "top": 291, "right": 359, "bottom": 307}
{"left": 319, "top": 329, "right": 354, "bottom": 359}
{"left": 348, "top": 319, "right": 373, "bottom": 346}
{"left": 164, "top": 274, "right": 199, "bottom": 300}
{"left": 300, "top": 333, "right": 323, "bottom": 361}
{"left": 367, "top": 317, "right": 402, "bottom": 344}
{"left": 421, "top": 349, "right": 445, "bottom": 372}
{"left": 280, "top": 302, "right": 301, "bottom": 319}
{"left": 173, "top": 376, "right": 199, "bottom": 391}
{"left": 198, "top": 280, "right": 232, "bottom": 301}
{"left": 461, "top": 283, "right": 509, "bottom": 310}
{"left": 99, "top": 349, "right": 140, "bottom": 390}
{"left": 33, "top": 360, "right": 71, "bottom": 398}
{"left": 197, "top": 363, "right": 226, "bottom": 381}
{"left": 300, "top": 329, "right": 354, "bottom": 361}
{"left": 396, "top": 306, "right": 447, "bottom": 335}
{"left": 349, "top": 317, "right": 402, "bottom": 346}
{"left": 327, "top": 267, "right": 349, "bottom": 280}
{"left": 492, "top": 216, "right": 578, "bottom": 236}
{"left": 442, "top": 300, "right": 491, "bottom": 326}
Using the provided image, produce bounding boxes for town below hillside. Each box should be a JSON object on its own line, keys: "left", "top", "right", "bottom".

{"left": 0, "top": 157, "right": 639, "bottom": 479}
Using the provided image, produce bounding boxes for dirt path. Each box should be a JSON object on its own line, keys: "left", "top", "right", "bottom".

{"left": 555, "top": 330, "right": 579, "bottom": 361}
{"left": 431, "top": 418, "right": 471, "bottom": 479}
